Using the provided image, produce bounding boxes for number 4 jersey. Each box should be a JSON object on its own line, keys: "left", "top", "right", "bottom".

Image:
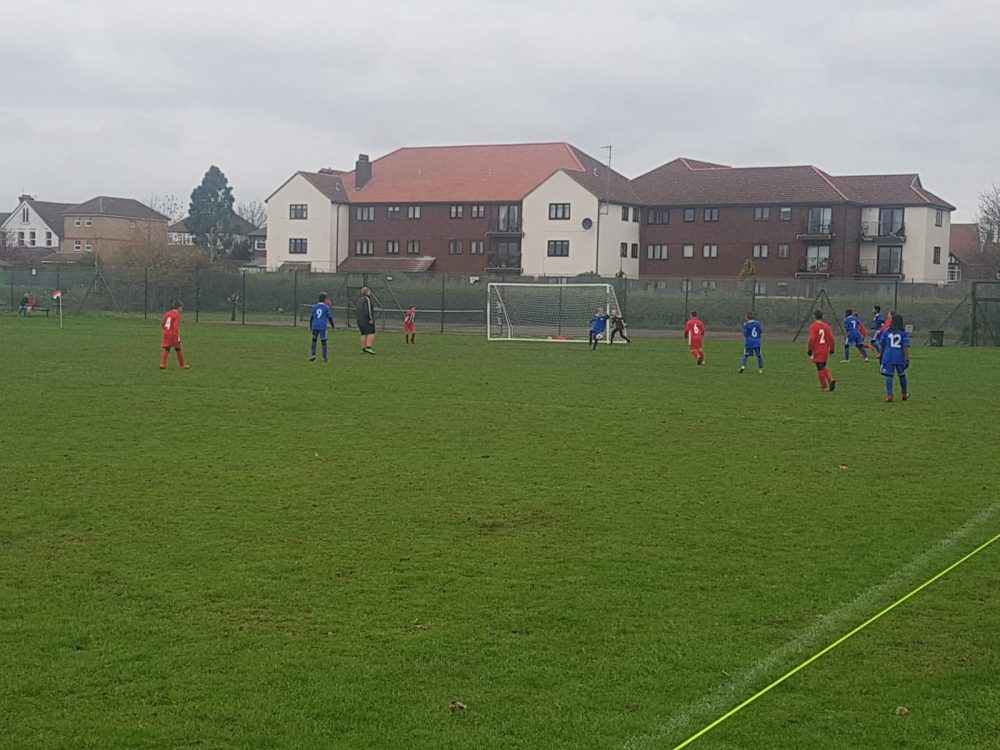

{"left": 161, "top": 309, "right": 181, "bottom": 347}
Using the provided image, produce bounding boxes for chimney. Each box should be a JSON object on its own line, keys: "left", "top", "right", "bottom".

{"left": 355, "top": 154, "right": 372, "bottom": 189}
{"left": 18, "top": 194, "right": 34, "bottom": 202}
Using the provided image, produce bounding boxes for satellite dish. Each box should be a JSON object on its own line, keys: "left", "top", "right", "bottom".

{"left": 582, "top": 218, "right": 593, "bottom": 230}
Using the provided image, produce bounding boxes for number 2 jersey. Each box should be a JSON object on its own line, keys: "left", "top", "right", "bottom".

{"left": 807, "top": 320, "right": 835, "bottom": 362}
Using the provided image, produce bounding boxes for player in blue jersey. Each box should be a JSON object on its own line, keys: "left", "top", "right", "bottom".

{"left": 877, "top": 313, "right": 910, "bottom": 402}
{"left": 869, "top": 305, "right": 886, "bottom": 354}
{"left": 841, "top": 309, "right": 870, "bottom": 362}
{"left": 738, "top": 311, "right": 764, "bottom": 373}
{"left": 309, "top": 293, "right": 335, "bottom": 361}
{"left": 589, "top": 307, "right": 610, "bottom": 350}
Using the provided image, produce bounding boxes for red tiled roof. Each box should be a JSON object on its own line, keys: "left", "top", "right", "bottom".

{"left": 339, "top": 143, "right": 595, "bottom": 203}
{"left": 564, "top": 146, "right": 640, "bottom": 204}
{"left": 633, "top": 158, "right": 849, "bottom": 205}
{"left": 832, "top": 174, "right": 955, "bottom": 210}
{"left": 337, "top": 256, "right": 436, "bottom": 273}
{"left": 949, "top": 223, "right": 1000, "bottom": 278}
{"left": 300, "top": 171, "right": 349, "bottom": 202}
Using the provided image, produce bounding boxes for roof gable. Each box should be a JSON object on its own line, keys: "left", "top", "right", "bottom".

{"left": 3, "top": 199, "right": 76, "bottom": 236}
{"left": 831, "top": 174, "right": 955, "bottom": 210}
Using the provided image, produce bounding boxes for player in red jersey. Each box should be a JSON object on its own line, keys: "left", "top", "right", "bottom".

{"left": 403, "top": 306, "right": 416, "bottom": 344}
{"left": 160, "top": 300, "right": 190, "bottom": 370}
{"left": 683, "top": 311, "right": 706, "bottom": 364}
{"left": 807, "top": 309, "right": 836, "bottom": 391}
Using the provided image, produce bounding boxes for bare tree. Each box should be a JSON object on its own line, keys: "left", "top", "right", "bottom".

{"left": 975, "top": 184, "right": 1000, "bottom": 247}
{"left": 236, "top": 200, "right": 267, "bottom": 229}
{"left": 147, "top": 193, "right": 186, "bottom": 223}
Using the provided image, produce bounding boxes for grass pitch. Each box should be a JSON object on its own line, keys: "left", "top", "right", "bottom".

{"left": 1, "top": 316, "right": 998, "bottom": 750}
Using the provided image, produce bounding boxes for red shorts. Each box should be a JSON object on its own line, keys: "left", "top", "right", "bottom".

{"left": 689, "top": 338, "right": 703, "bottom": 349}
{"left": 404, "top": 323, "right": 415, "bottom": 333}
{"left": 162, "top": 337, "right": 181, "bottom": 349}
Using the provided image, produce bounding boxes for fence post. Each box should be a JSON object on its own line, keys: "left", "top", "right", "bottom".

{"left": 241, "top": 270, "right": 247, "bottom": 325}
{"left": 893, "top": 278, "right": 899, "bottom": 311}
{"left": 143, "top": 267, "right": 148, "bottom": 320}
{"left": 293, "top": 270, "right": 298, "bottom": 327}
{"left": 9, "top": 267, "right": 14, "bottom": 311}
{"left": 971, "top": 282, "right": 977, "bottom": 347}
{"left": 440, "top": 274, "right": 446, "bottom": 334}
{"left": 684, "top": 279, "right": 690, "bottom": 320}
{"left": 195, "top": 267, "right": 200, "bottom": 323}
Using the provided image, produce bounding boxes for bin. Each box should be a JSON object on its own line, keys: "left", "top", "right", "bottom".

{"left": 929, "top": 330, "right": 944, "bottom": 347}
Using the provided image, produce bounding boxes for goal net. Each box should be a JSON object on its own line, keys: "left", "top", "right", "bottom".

{"left": 487, "top": 283, "right": 623, "bottom": 343}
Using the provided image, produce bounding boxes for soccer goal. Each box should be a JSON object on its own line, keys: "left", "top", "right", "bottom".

{"left": 487, "top": 283, "right": 622, "bottom": 343}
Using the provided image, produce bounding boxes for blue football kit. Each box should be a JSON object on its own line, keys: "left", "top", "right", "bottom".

{"left": 740, "top": 320, "right": 764, "bottom": 370}
{"left": 878, "top": 327, "right": 910, "bottom": 398}
{"left": 309, "top": 302, "right": 335, "bottom": 360}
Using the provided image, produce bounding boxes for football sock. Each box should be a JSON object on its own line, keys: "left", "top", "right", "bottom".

{"left": 160, "top": 350, "right": 169, "bottom": 368}
{"left": 899, "top": 374, "right": 908, "bottom": 394}
{"left": 844, "top": 345, "right": 850, "bottom": 360}
{"left": 741, "top": 353, "right": 749, "bottom": 367}
{"left": 311, "top": 338, "right": 317, "bottom": 357}
{"left": 176, "top": 350, "right": 187, "bottom": 367}
{"left": 756, "top": 354, "right": 764, "bottom": 369}
{"left": 885, "top": 374, "right": 894, "bottom": 396}
{"left": 321, "top": 341, "right": 328, "bottom": 359}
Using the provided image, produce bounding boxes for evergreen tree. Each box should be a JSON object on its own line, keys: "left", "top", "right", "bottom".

{"left": 188, "top": 166, "right": 238, "bottom": 260}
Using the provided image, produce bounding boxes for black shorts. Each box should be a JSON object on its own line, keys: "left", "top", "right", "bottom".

{"left": 357, "top": 322, "right": 376, "bottom": 335}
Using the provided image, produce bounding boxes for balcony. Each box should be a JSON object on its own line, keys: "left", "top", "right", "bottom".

{"left": 857, "top": 259, "right": 904, "bottom": 279}
{"left": 485, "top": 253, "right": 522, "bottom": 275}
{"left": 486, "top": 220, "right": 523, "bottom": 237}
{"left": 796, "top": 221, "right": 834, "bottom": 240}
{"left": 860, "top": 221, "right": 906, "bottom": 243}
{"left": 796, "top": 257, "right": 833, "bottom": 277}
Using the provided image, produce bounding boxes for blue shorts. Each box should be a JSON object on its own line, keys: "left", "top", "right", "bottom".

{"left": 881, "top": 362, "right": 906, "bottom": 376}
{"left": 848, "top": 334, "right": 864, "bottom": 345}
{"left": 311, "top": 328, "right": 328, "bottom": 341}
{"left": 744, "top": 346, "right": 761, "bottom": 357}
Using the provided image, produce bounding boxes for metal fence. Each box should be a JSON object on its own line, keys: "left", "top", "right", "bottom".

{"left": 2, "top": 263, "right": 995, "bottom": 345}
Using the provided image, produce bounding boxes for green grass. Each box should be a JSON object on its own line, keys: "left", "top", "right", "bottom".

{"left": 1, "top": 316, "right": 998, "bottom": 750}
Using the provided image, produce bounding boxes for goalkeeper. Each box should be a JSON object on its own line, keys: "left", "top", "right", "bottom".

{"left": 610, "top": 309, "right": 631, "bottom": 343}
{"left": 589, "top": 307, "right": 610, "bottom": 350}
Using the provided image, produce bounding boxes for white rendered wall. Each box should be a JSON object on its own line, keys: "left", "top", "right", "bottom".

{"left": 1, "top": 201, "right": 61, "bottom": 250}
{"left": 266, "top": 174, "right": 337, "bottom": 271}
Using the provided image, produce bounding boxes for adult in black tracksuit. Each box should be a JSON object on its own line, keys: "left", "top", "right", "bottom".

{"left": 357, "top": 286, "right": 376, "bottom": 355}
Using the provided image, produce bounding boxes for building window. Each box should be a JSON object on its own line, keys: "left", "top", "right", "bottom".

{"left": 647, "top": 207, "right": 669, "bottom": 224}
{"left": 754, "top": 281, "right": 767, "bottom": 295}
{"left": 776, "top": 282, "right": 790, "bottom": 295}
{"left": 701, "top": 280, "right": 717, "bottom": 290}
{"left": 703, "top": 244, "right": 718, "bottom": 258}
{"left": 471, "top": 205, "right": 485, "bottom": 219}
{"left": 547, "top": 240, "right": 569, "bottom": 257}
{"left": 778, "top": 244, "right": 790, "bottom": 258}
{"left": 647, "top": 244, "right": 667, "bottom": 260}
{"left": 356, "top": 206, "right": 374, "bottom": 221}
{"left": 878, "top": 207, "right": 904, "bottom": 236}
{"left": 754, "top": 207, "right": 770, "bottom": 221}
{"left": 387, "top": 240, "right": 399, "bottom": 255}
{"left": 470, "top": 240, "right": 484, "bottom": 254}
{"left": 703, "top": 208, "right": 719, "bottom": 222}
{"left": 387, "top": 206, "right": 400, "bottom": 219}
{"left": 74, "top": 218, "right": 82, "bottom": 227}
{"left": 73, "top": 240, "right": 81, "bottom": 251}
{"left": 806, "top": 245, "right": 831, "bottom": 272}
{"left": 16, "top": 231, "right": 24, "bottom": 246}
{"left": 933, "top": 246, "right": 941, "bottom": 265}
{"left": 289, "top": 204, "right": 308, "bottom": 220}
{"left": 450, "top": 205, "right": 464, "bottom": 219}
{"left": 752, "top": 244, "right": 769, "bottom": 258}
{"left": 549, "top": 203, "right": 571, "bottom": 220}
{"left": 683, "top": 244, "right": 694, "bottom": 258}
{"left": 255, "top": 240, "right": 265, "bottom": 250}
{"left": 631, "top": 207, "right": 639, "bottom": 222}
{"left": 681, "top": 280, "right": 694, "bottom": 291}
{"left": 631, "top": 243, "right": 639, "bottom": 258}
{"left": 935, "top": 209, "right": 944, "bottom": 227}
{"left": 85, "top": 241, "right": 93, "bottom": 252}
{"left": 407, "top": 240, "right": 420, "bottom": 254}
{"left": 621, "top": 205, "right": 630, "bottom": 221}
{"left": 28, "top": 230, "right": 35, "bottom": 247}
{"left": 876, "top": 245, "right": 901, "bottom": 274}
{"left": 21, "top": 207, "right": 29, "bottom": 222}
{"left": 407, "top": 205, "right": 421, "bottom": 219}
{"left": 807, "top": 207, "right": 833, "bottom": 235}
{"left": 289, "top": 238, "right": 308, "bottom": 254}
{"left": 355, "top": 240, "right": 374, "bottom": 255}
{"left": 779, "top": 207, "right": 791, "bottom": 221}
{"left": 45, "top": 231, "right": 53, "bottom": 247}
{"left": 620, "top": 242, "right": 628, "bottom": 258}
{"left": 449, "top": 240, "right": 462, "bottom": 254}
{"left": 683, "top": 208, "right": 695, "bottom": 222}
{"left": 85, "top": 217, "right": 92, "bottom": 227}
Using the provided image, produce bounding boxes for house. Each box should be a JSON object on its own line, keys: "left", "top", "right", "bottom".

{"left": 168, "top": 213, "right": 258, "bottom": 247}
{"left": 948, "top": 223, "right": 1000, "bottom": 281}
{"left": 1, "top": 195, "right": 75, "bottom": 251}
{"left": 633, "top": 159, "right": 954, "bottom": 284}
{"left": 266, "top": 144, "right": 640, "bottom": 277}
{"left": 61, "top": 197, "right": 169, "bottom": 257}
{"left": 248, "top": 224, "right": 267, "bottom": 257}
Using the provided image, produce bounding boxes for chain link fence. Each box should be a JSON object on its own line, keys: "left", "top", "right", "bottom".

{"left": 1, "top": 263, "right": 990, "bottom": 345}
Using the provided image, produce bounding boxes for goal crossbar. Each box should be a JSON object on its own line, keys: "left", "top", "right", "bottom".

{"left": 486, "top": 282, "right": 622, "bottom": 343}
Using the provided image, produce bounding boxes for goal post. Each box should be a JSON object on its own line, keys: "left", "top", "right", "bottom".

{"left": 486, "top": 283, "right": 622, "bottom": 343}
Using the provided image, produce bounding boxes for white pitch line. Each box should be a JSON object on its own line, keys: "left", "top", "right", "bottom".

{"left": 623, "top": 500, "right": 1000, "bottom": 750}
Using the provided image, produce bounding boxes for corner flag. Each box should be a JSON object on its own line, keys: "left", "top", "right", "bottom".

{"left": 52, "top": 290, "right": 62, "bottom": 300}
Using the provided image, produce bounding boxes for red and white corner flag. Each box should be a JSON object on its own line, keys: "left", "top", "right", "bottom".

{"left": 52, "top": 289, "right": 62, "bottom": 300}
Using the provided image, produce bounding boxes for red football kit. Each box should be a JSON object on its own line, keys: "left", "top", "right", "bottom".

{"left": 808, "top": 320, "right": 836, "bottom": 390}
{"left": 159, "top": 308, "right": 189, "bottom": 369}
{"left": 683, "top": 317, "right": 706, "bottom": 363}
{"left": 403, "top": 308, "right": 416, "bottom": 332}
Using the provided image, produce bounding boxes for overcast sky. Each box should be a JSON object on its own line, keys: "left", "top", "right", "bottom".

{"left": 2, "top": 0, "right": 997, "bottom": 220}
